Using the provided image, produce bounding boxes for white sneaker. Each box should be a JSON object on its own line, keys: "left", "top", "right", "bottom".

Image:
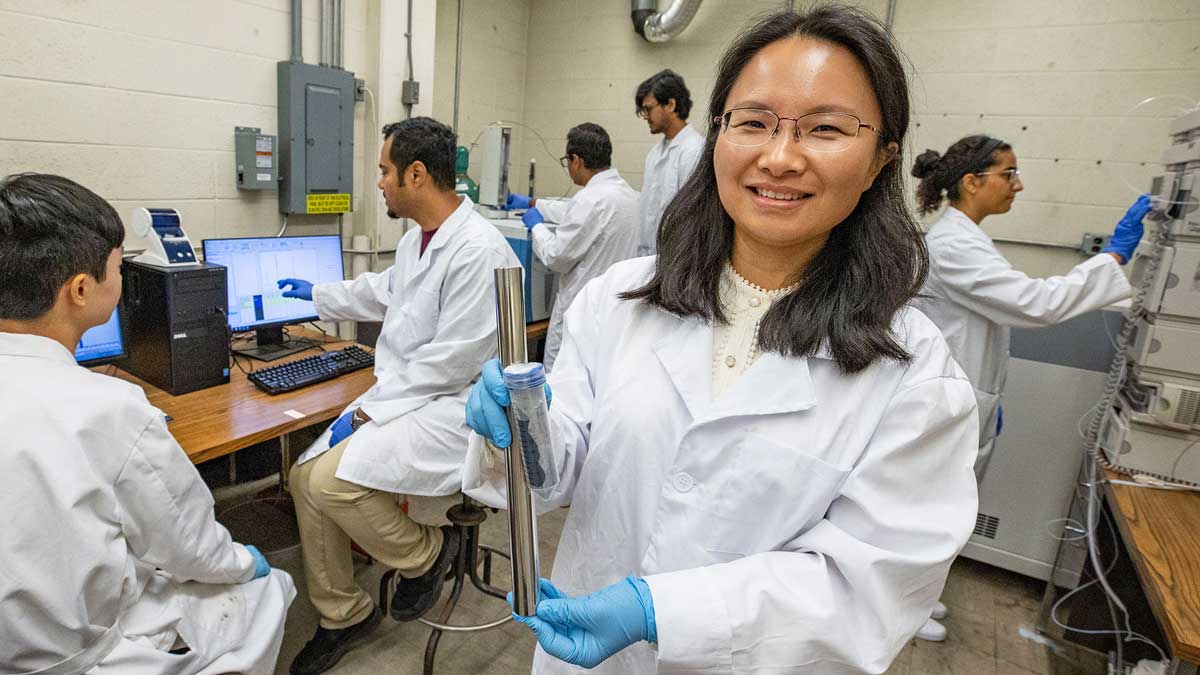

{"left": 931, "top": 601, "right": 948, "bottom": 620}
{"left": 916, "top": 617, "right": 947, "bottom": 642}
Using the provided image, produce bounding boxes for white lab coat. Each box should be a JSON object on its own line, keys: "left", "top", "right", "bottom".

{"left": 0, "top": 332, "right": 295, "bottom": 675}
{"left": 636, "top": 125, "right": 705, "bottom": 256}
{"left": 465, "top": 257, "right": 980, "bottom": 674}
{"left": 300, "top": 196, "right": 521, "bottom": 495}
{"left": 532, "top": 168, "right": 639, "bottom": 369}
{"left": 913, "top": 207, "right": 1132, "bottom": 465}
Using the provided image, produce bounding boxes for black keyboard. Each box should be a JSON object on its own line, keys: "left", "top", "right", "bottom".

{"left": 248, "top": 346, "right": 375, "bottom": 395}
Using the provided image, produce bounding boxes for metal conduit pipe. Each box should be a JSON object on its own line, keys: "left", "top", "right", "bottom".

{"left": 885, "top": 0, "right": 897, "bottom": 28}
{"left": 452, "top": 0, "right": 464, "bottom": 130}
{"left": 333, "top": 0, "right": 344, "bottom": 68}
{"left": 290, "top": 0, "right": 302, "bottom": 62}
{"left": 319, "top": 0, "right": 330, "bottom": 66}
{"left": 631, "top": 0, "right": 704, "bottom": 43}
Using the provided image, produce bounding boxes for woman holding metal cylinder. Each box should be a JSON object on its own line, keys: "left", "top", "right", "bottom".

{"left": 464, "top": 6, "right": 979, "bottom": 673}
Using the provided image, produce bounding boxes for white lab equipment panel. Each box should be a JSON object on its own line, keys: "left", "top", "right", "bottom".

{"left": 1099, "top": 401, "right": 1200, "bottom": 486}
{"left": 1129, "top": 315, "right": 1200, "bottom": 380}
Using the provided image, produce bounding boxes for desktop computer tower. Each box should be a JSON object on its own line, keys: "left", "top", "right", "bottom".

{"left": 121, "top": 260, "right": 231, "bottom": 395}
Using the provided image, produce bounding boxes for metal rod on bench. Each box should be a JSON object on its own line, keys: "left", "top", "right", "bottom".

{"left": 493, "top": 266, "right": 539, "bottom": 617}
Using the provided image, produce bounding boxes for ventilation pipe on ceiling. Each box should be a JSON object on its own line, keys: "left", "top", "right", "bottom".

{"left": 631, "top": 0, "right": 704, "bottom": 43}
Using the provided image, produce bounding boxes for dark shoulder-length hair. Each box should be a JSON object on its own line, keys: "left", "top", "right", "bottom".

{"left": 621, "top": 4, "right": 927, "bottom": 374}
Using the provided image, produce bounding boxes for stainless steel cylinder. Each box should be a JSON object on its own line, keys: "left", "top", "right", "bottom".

{"left": 493, "top": 267, "right": 538, "bottom": 617}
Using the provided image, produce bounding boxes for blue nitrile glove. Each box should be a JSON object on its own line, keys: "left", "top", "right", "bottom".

{"left": 506, "top": 193, "right": 532, "bottom": 210}
{"left": 277, "top": 278, "right": 314, "bottom": 301}
{"left": 465, "top": 358, "right": 552, "bottom": 448}
{"left": 245, "top": 545, "right": 271, "bottom": 580}
{"left": 522, "top": 207, "right": 544, "bottom": 230}
{"left": 1102, "top": 194, "right": 1152, "bottom": 264}
{"left": 327, "top": 410, "right": 355, "bottom": 448}
{"left": 510, "top": 577, "right": 657, "bottom": 669}
{"left": 996, "top": 405, "right": 1003, "bottom": 437}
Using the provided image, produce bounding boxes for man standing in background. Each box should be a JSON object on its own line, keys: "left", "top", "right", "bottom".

{"left": 634, "top": 69, "right": 705, "bottom": 256}
{"left": 505, "top": 123, "right": 639, "bottom": 369}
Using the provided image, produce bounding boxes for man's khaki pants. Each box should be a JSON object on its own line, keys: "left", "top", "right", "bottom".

{"left": 289, "top": 438, "right": 444, "bottom": 629}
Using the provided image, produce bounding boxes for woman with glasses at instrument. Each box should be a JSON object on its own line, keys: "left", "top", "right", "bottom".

{"left": 464, "top": 6, "right": 980, "bottom": 673}
{"left": 908, "top": 135, "right": 1151, "bottom": 641}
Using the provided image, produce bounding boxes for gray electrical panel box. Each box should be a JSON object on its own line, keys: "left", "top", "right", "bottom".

{"left": 235, "top": 127, "right": 277, "bottom": 190}
{"left": 277, "top": 61, "right": 356, "bottom": 215}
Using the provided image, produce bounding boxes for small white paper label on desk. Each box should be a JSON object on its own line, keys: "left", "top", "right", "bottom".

{"left": 283, "top": 409, "right": 307, "bottom": 420}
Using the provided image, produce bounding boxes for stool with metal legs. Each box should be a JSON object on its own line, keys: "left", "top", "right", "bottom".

{"left": 378, "top": 493, "right": 512, "bottom": 675}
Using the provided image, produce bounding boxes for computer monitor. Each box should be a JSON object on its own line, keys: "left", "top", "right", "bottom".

{"left": 202, "top": 234, "right": 345, "bottom": 361}
{"left": 76, "top": 305, "right": 127, "bottom": 367}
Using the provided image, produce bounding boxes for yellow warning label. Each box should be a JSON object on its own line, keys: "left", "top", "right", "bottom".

{"left": 306, "top": 193, "right": 351, "bottom": 214}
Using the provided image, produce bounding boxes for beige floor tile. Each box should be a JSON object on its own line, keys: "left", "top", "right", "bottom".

{"left": 911, "top": 637, "right": 999, "bottom": 675}
{"left": 942, "top": 605, "right": 998, "bottom": 657}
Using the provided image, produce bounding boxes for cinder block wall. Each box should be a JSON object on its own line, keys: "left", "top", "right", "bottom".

{"left": 0, "top": 0, "right": 376, "bottom": 247}
{"left": 432, "top": 0, "right": 531, "bottom": 196}
{"left": 516, "top": 0, "right": 1199, "bottom": 275}
{"left": 898, "top": 0, "right": 1200, "bottom": 276}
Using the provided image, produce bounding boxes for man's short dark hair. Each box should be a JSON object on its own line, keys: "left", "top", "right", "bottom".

{"left": 565, "top": 123, "right": 613, "bottom": 171}
{"left": 382, "top": 117, "right": 457, "bottom": 191}
{"left": 634, "top": 69, "right": 693, "bottom": 120}
{"left": 0, "top": 173, "right": 124, "bottom": 321}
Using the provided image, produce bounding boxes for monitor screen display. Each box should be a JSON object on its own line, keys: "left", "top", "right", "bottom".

{"left": 76, "top": 306, "right": 125, "bottom": 365}
{"left": 202, "top": 235, "right": 345, "bottom": 332}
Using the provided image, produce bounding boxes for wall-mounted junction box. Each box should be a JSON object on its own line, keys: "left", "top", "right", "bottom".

{"left": 277, "top": 61, "right": 356, "bottom": 215}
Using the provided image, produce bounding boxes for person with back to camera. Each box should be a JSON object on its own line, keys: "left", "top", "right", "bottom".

{"left": 907, "top": 135, "right": 1151, "bottom": 641}
{"left": 504, "top": 122, "right": 640, "bottom": 370}
{"left": 462, "top": 6, "right": 981, "bottom": 673}
{"left": 0, "top": 173, "right": 294, "bottom": 675}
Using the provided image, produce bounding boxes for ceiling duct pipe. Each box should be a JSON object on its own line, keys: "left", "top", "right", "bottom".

{"left": 631, "top": 0, "right": 704, "bottom": 43}
{"left": 290, "top": 0, "right": 302, "bottom": 62}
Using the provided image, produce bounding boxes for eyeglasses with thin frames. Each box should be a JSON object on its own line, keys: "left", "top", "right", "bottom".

{"left": 637, "top": 103, "right": 660, "bottom": 119}
{"left": 558, "top": 155, "right": 570, "bottom": 169}
{"left": 974, "top": 168, "right": 1021, "bottom": 184}
{"left": 713, "top": 108, "right": 884, "bottom": 152}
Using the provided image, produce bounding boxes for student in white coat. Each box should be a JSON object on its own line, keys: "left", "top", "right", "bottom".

{"left": 504, "top": 123, "right": 639, "bottom": 369}
{"left": 464, "top": 7, "right": 980, "bottom": 673}
{"left": 634, "top": 69, "right": 705, "bottom": 256}
{"left": 276, "top": 118, "right": 521, "bottom": 675}
{"left": 0, "top": 173, "right": 293, "bottom": 675}
{"left": 907, "top": 134, "right": 1150, "bottom": 642}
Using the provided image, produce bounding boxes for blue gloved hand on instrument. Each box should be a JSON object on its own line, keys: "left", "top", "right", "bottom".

{"left": 465, "top": 358, "right": 551, "bottom": 448}
{"left": 1101, "top": 194, "right": 1152, "bottom": 264}
{"left": 510, "top": 577, "right": 657, "bottom": 669}
{"left": 277, "top": 278, "right": 314, "bottom": 301}
{"left": 327, "top": 410, "right": 356, "bottom": 448}
{"left": 244, "top": 545, "right": 271, "bottom": 580}
{"left": 506, "top": 193, "right": 532, "bottom": 210}
{"left": 522, "top": 207, "right": 544, "bottom": 231}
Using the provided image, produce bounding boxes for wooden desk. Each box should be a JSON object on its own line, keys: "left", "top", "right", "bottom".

{"left": 106, "top": 322, "right": 553, "bottom": 466}
{"left": 1104, "top": 468, "right": 1200, "bottom": 668}
{"left": 526, "top": 319, "right": 549, "bottom": 341}
{"left": 107, "top": 338, "right": 375, "bottom": 465}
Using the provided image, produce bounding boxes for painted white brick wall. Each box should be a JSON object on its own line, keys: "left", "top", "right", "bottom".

{"left": 512, "top": 0, "right": 1198, "bottom": 276}
{"left": 432, "top": 0, "right": 531, "bottom": 194}
{"left": 896, "top": 0, "right": 1200, "bottom": 275}
{"left": 0, "top": 0, "right": 376, "bottom": 248}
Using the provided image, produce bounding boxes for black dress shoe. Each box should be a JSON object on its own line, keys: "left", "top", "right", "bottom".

{"left": 390, "top": 525, "right": 461, "bottom": 621}
{"left": 289, "top": 605, "right": 382, "bottom": 675}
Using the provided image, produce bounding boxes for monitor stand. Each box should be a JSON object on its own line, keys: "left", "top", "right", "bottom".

{"left": 233, "top": 325, "right": 321, "bottom": 362}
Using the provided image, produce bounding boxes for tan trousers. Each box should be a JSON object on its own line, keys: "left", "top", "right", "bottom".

{"left": 289, "top": 438, "right": 443, "bottom": 629}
